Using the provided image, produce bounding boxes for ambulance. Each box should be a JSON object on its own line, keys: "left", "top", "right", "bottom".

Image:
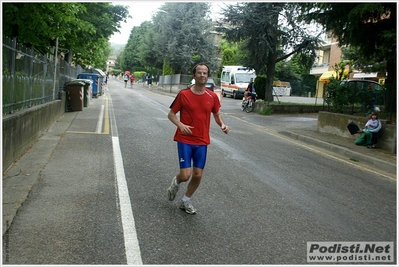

{"left": 220, "top": 66, "right": 256, "bottom": 99}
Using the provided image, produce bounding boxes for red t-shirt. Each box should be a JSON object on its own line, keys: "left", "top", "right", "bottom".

{"left": 170, "top": 87, "right": 221, "bottom": 145}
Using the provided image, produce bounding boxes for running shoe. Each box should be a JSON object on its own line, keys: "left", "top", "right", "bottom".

{"left": 167, "top": 176, "right": 179, "bottom": 201}
{"left": 180, "top": 200, "right": 197, "bottom": 214}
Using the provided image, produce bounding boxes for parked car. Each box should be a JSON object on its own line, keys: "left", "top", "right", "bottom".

{"left": 339, "top": 79, "right": 386, "bottom": 106}
{"left": 190, "top": 78, "right": 216, "bottom": 91}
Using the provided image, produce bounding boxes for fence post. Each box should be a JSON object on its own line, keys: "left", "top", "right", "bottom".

{"left": 42, "top": 54, "right": 47, "bottom": 104}
{"left": 28, "top": 47, "right": 34, "bottom": 108}
{"left": 9, "top": 37, "right": 17, "bottom": 114}
{"left": 52, "top": 37, "right": 59, "bottom": 100}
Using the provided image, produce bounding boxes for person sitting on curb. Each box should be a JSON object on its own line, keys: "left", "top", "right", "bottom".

{"left": 355, "top": 112, "right": 381, "bottom": 148}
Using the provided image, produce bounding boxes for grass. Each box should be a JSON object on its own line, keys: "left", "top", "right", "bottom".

{"left": 264, "top": 101, "right": 324, "bottom": 106}
{"left": 260, "top": 106, "right": 273, "bottom": 115}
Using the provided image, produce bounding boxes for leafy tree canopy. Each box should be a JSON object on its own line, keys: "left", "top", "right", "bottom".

{"left": 151, "top": 2, "right": 218, "bottom": 74}
{"left": 3, "top": 3, "right": 130, "bottom": 69}
{"left": 299, "top": 3, "right": 396, "bottom": 112}
{"left": 219, "top": 2, "right": 323, "bottom": 101}
{"left": 299, "top": 3, "right": 395, "bottom": 63}
{"left": 119, "top": 21, "right": 158, "bottom": 73}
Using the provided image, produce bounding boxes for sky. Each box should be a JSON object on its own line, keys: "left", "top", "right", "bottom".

{"left": 110, "top": 1, "right": 226, "bottom": 44}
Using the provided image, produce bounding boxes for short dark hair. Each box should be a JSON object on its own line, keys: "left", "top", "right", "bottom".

{"left": 192, "top": 63, "right": 210, "bottom": 76}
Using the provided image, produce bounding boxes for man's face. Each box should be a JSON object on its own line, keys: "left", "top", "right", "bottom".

{"left": 193, "top": 65, "right": 208, "bottom": 85}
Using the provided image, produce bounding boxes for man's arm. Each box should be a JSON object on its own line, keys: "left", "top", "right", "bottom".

{"left": 213, "top": 111, "right": 229, "bottom": 134}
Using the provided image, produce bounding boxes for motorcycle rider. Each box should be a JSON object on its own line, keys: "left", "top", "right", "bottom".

{"left": 242, "top": 78, "right": 256, "bottom": 111}
{"left": 244, "top": 78, "right": 256, "bottom": 100}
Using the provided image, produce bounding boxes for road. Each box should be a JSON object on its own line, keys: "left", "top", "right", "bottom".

{"left": 3, "top": 79, "right": 396, "bottom": 264}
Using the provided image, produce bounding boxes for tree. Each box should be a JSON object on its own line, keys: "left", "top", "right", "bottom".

{"left": 3, "top": 3, "right": 92, "bottom": 51}
{"left": 221, "top": 48, "right": 236, "bottom": 66}
{"left": 341, "top": 47, "right": 387, "bottom": 74}
{"left": 68, "top": 3, "right": 130, "bottom": 68}
{"left": 274, "top": 58, "right": 303, "bottom": 96}
{"left": 3, "top": 3, "right": 130, "bottom": 69}
{"left": 151, "top": 2, "right": 218, "bottom": 74}
{"left": 219, "top": 2, "right": 323, "bottom": 101}
{"left": 299, "top": 3, "right": 396, "bottom": 114}
{"left": 120, "top": 22, "right": 153, "bottom": 72}
{"left": 217, "top": 40, "right": 239, "bottom": 77}
{"left": 136, "top": 22, "right": 163, "bottom": 73}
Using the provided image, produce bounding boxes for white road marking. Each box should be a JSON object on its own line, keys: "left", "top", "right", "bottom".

{"left": 108, "top": 95, "right": 143, "bottom": 265}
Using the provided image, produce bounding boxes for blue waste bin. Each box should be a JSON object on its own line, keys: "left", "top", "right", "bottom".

{"left": 77, "top": 73, "right": 101, "bottom": 98}
{"left": 84, "top": 68, "right": 106, "bottom": 96}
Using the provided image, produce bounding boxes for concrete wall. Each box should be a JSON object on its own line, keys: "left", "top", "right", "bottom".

{"left": 317, "top": 111, "right": 396, "bottom": 154}
{"left": 255, "top": 103, "right": 326, "bottom": 114}
{"left": 3, "top": 92, "right": 66, "bottom": 173}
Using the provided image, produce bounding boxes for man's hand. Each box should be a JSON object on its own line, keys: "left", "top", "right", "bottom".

{"left": 221, "top": 125, "right": 229, "bottom": 134}
{"left": 179, "top": 124, "right": 194, "bottom": 135}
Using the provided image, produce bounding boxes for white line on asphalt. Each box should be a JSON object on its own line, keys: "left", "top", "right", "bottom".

{"left": 108, "top": 95, "right": 143, "bottom": 265}
{"left": 96, "top": 104, "right": 105, "bottom": 133}
{"left": 112, "top": 137, "right": 143, "bottom": 265}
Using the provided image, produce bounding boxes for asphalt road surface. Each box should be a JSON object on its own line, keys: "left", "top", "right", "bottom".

{"left": 3, "top": 79, "right": 396, "bottom": 265}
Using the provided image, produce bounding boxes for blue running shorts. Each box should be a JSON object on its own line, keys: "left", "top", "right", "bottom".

{"left": 177, "top": 142, "right": 208, "bottom": 169}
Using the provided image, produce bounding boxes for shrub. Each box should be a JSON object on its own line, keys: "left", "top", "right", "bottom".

{"left": 133, "top": 71, "right": 146, "bottom": 80}
{"left": 324, "top": 78, "right": 349, "bottom": 113}
{"left": 260, "top": 106, "right": 273, "bottom": 115}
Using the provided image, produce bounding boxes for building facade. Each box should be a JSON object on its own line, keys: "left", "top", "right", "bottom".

{"left": 310, "top": 33, "right": 343, "bottom": 98}
{"left": 310, "top": 32, "right": 387, "bottom": 99}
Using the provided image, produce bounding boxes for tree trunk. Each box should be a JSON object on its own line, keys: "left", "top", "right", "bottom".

{"left": 265, "top": 6, "right": 280, "bottom": 103}
{"left": 265, "top": 52, "right": 277, "bottom": 102}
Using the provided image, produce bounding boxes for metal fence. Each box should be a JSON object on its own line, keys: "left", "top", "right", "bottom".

{"left": 2, "top": 36, "right": 84, "bottom": 115}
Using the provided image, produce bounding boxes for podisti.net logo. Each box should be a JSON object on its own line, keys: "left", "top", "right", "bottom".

{"left": 307, "top": 242, "right": 394, "bottom": 263}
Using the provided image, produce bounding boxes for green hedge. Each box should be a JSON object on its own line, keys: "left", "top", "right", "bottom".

{"left": 134, "top": 71, "right": 146, "bottom": 81}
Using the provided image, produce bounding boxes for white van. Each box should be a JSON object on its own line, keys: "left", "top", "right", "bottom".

{"left": 221, "top": 66, "right": 256, "bottom": 99}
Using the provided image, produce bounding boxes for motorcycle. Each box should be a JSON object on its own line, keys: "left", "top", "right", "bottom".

{"left": 241, "top": 92, "right": 256, "bottom": 113}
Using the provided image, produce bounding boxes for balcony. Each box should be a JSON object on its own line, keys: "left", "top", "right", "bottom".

{"left": 310, "top": 63, "right": 329, "bottom": 75}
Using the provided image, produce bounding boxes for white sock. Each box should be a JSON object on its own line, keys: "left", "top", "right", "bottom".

{"left": 174, "top": 177, "right": 179, "bottom": 186}
{"left": 182, "top": 195, "right": 190, "bottom": 202}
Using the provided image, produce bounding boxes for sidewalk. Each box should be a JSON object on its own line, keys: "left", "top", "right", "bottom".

{"left": 3, "top": 82, "right": 396, "bottom": 236}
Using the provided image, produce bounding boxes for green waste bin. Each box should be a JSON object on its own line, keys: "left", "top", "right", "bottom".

{"left": 72, "top": 79, "right": 92, "bottom": 107}
{"left": 65, "top": 81, "right": 85, "bottom": 111}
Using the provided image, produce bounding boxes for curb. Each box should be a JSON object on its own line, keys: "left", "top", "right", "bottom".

{"left": 279, "top": 131, "right": 396, "bottom": 175}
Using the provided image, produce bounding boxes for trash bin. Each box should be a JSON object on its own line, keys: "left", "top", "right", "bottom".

{"left": 84, "top": 68, "right": 106, "bottom": 96}
{"left": 65, "top": 81, "right": 84, "bottom": 111}
{"left": 72, "top": 79, "right": 92, "bottom": 107}
{"left": 77, "top": 73, "right": 101, "bottom": 97}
